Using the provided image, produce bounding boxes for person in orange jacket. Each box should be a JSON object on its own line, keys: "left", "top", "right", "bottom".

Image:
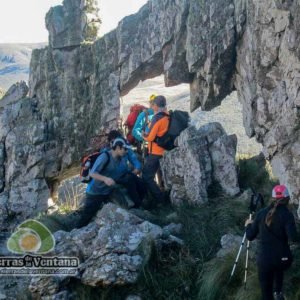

{"left": 142, "top": 95, "right": 169, "bottom": 203}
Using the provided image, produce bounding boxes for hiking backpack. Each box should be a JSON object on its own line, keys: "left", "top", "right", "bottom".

{"left": 124, "top": 104, "right": 146, "bottom": 144}
{"left": 152, "top": 110, "right": 190, "bottom": 150}
{"left": 80, "top": 151, "right": 110, "bottom": 183}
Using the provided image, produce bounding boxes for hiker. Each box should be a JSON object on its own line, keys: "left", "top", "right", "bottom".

{"left": 124, "top": 103, "right": 147, "bottom": 146}
{"left": 132, "top": 94, "right": 156, "bottom": 143}
{"left": 106, "top": 129, "right": 141, "bottom": 175}
{"left": 132, "top": 94, "right": 164, "bottom": 187}
{"left": 142, "top": 95, "right": 169, "bottom": 203}
{"left": 77, "top": 138, "right": 145, "bottom": 228}
{"left": 245, "top": 185, "right": 298, "bottom": 300}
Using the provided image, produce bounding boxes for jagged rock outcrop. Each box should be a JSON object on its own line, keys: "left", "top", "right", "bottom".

{"left": 46, "top": 0, "right": 101, "bottom": 49}
{"left": 0, "top": 88, "right": 5, "bottom": 99}
{"left": 160, "top": 123, "right": 240, "bottom": 205}
{"left": 0, "top": 81, "right": 28, "bottom": 107}
{"left": 0, "top": 0, "right": 299, "bottom": 225}
{"left": 29, "top": 203, "right": 183, "bottom": 298}
{"left": 0, "top": 96, "right": 49, "bottom": 230}
{"left": 234, "top": 0, "right": 300, "bottom": 207}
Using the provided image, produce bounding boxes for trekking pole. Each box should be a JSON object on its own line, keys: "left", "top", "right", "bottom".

{"left": 243, "top": 190, "right": 264, "bottom": 288}
{"left": 244, "top": 214, "right": 252, "bottom": 289}
{"left": 230, "top": 190, "right": 264, "bottom": 280}
{"left": 230, "top": 215, "right": 251, "bottom": 278}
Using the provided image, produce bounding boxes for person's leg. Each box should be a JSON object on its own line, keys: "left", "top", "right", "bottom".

{"left": 142, "top": 154, "right": 163, "bottom": 202}
{"left": 258, "top": 267, "right": 275, "bottom": 300}
{"left": 274, "top": 269, "right": 284, "bottom": 296}
{"left": 135, "top": 175, "right": 147, "bottom": 200}
{"left": 117, "top": 173, "right": 142, "bottom": 208}
{"left": 76, "top": 194, "right": 109, "bottom": 228}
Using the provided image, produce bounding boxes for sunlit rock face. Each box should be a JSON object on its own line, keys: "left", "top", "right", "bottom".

{"left": 160, "top": 123, "right": 240, "bottom": 205}
{"left": 46, "top": 0, "right": 101, "bottom": 49}
{"left": 234, "top": 0, "right": 300, "bottom": 204}
{"left": 0, "top": 0, "right": 300, "bottom": 227}
{"left": 0, "top": 81, "right": 29, "bottom": 107}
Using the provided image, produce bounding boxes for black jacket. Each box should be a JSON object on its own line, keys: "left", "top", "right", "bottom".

{"left": 246, "top": 205, "right": 298, "bottom": 268}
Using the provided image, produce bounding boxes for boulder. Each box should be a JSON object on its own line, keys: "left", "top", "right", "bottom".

{"left": 217, "top": 233, "right": 242, "bottom": 258}
{"left": 160, "top": 123, "right": 240, "bottom": 205}
{"left": 217, "top": 233, "right": 257, "bottom": 259}
{"left": 29, "top": 203, "right": 182, "bottom": 297}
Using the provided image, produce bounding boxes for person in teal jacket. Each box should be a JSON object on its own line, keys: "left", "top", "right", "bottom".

{"left": 132, "top": 95, "right": 156, "bottom": 142}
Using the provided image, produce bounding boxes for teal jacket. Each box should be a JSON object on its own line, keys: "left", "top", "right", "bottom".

{"left": 132, "top": 108, "right": 154, "bottom": 142}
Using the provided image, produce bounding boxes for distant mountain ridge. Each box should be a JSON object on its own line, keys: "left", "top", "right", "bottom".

{"left": 0, "top": 43, "right": 46, "bottom": 90}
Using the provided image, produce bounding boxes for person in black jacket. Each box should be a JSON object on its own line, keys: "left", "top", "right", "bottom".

{"left": 245, "top": 185, "right": 298, "bottom": 300}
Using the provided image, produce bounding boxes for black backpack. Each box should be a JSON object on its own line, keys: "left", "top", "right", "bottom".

{"left": 152, "top": 110, "right": 190, "bottom": 150}
{"left": 80, "top": 151, "right": 110, "bottom": 183}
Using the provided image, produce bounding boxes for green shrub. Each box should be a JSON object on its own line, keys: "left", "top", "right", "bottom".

{"left": 36, "top": 210, "right": 81, "bottom": 233}
{"left": 237, "top": 153, "right": 278, "bottom": 201}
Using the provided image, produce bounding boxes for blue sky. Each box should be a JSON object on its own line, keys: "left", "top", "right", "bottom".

{"left": 0, "top": 0, "right": 147, "bottom": 43}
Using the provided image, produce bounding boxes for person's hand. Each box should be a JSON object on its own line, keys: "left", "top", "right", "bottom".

{"left": 103, "top": 177, "right": 116, "bottom": 186}
{"left": 245, "top": 219, "right": 253, "bottom": 227}
{"left": 290, "top": 244, "right": 299, "bottom": 251}
{"left": 132, "top": 169, "right": 140, "bottom": 175}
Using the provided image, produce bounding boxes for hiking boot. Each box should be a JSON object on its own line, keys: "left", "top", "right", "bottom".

{"left": 274, "top": 292, "right": 285, "bottom": 300}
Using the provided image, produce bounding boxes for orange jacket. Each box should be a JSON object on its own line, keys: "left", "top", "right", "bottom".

{"left": 144, "top": 113, "right": 169, "bottom": 155}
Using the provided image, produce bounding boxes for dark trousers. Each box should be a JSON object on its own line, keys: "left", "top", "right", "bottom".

{"left": 142, "top": 154, "right": 163, "bottom": 202}
{"left": 258, "top": 267, "right": 284, "bottom": 300}
{"left": 116, "top": 172, "right": 146, "bottom": 207}
{"left": 76, "top": 194, "right": 109, "bottom": 228}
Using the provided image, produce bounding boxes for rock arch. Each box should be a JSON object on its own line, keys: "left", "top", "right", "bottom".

{"left": 1, "top": 0, "right": 299, "bottom": 227}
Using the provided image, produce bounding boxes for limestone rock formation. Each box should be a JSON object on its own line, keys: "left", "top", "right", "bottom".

{"left": 234, "top": 0, "right": 300, "bottom": 206}
{"left": 0, "top": 88, "right": 5, "bottom": 99}
{"left": 160, "top": 123, "right": 240, "bottom": 205}
{"left": 46, "top": 0, "right": 101, "bottom": 49}
{"left": 0, "top": 96, "right": 49, "bottom": 230}
{"left": 0, "top": 81, "right": 28, "bottom": 107}
{"left": 29, "top": 203, "right": 182, "bottom": 297}
{"left": 0, "top": 0, "right": 299, "bottom": 225}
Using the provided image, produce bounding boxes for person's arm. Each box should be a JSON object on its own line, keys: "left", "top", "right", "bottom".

{"left": 285, "top": 212, "right": 298, "bottom": 242}
{"left": 90, "top": 153, "right": 115, "bottom": 186}
{"left": 245, "top": 212, "right": 261, "bottom": 241}
{"left": 145, "top": 113, "right": 154, "bottom": 134}
{"left": 127, "top": 149, "right": 142, "bottom": 172}
{"left": 132, "top": 113, "right": 145, "bottom": 142}
{"left": 143, "top": 119, "right": 160, "bottom": 142}
{"left": 90, "top": 173, "right": 115, "bottom": 186}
